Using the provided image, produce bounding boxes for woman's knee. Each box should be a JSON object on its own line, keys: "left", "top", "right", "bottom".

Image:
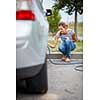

{"left": 65, "top": 40, "right": 71, "bottom": 45}
{"left": 58, "top": 44, "right": 66, "bottom": 54}
{"left": 71, "top": 43, "right": 76, "bottom": 51}
{"left": 58, "top": 46, "right": 63, "bottom": 52}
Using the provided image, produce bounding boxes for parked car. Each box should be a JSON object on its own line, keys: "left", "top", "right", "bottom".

{"left": 16, "top": 0, "right": 51, "bottom": 93}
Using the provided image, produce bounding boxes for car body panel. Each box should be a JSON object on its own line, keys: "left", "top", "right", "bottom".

{"left": 16, "top": 0, "right": 49, "bottom": 69}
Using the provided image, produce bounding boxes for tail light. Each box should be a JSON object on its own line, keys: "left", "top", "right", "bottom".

{"left": 16, "top": 10, "right": 35, "bottom": 21}
{"left": 16, "top": 0, "right": 35, "bottom": 21}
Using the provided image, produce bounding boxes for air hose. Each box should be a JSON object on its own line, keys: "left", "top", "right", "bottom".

{"left": 47, "top": 46, "right": 83, "bottom": 72}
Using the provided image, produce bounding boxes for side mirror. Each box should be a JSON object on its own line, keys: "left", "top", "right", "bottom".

{"left": 45, "top": 9, "right": 52, "bottom": 16}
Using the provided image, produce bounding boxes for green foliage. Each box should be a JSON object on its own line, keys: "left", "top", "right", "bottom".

{"left": 53, "top": 0, "right": 83, "bottom": 35}
{"left": 47, "top": 8, "right": 61, "bottom": 33}
{"left": 54, "top": 0, "right": 83, "bottom": 15}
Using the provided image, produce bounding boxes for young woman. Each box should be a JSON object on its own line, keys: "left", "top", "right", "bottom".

{"left": 48, "top": 22, "right": 77, "bottom": 62}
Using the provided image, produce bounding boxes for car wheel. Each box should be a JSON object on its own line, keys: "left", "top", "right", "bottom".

{"left": 26, "top": 60, "right": 48, "bottom": 94}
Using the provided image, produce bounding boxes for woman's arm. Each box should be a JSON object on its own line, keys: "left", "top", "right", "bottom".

{"left": 72, "top": 33, "right": 77, "bottom": 42}
{"left": 48, "top": 35, "right": 59, "bottom": 48}
{"left": 48, "top": 31, "right": 60, "bottom": 48}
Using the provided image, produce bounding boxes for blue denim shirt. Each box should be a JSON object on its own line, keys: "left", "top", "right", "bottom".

{"left": 59, "top": 29, "right": 74, "bottom": 42}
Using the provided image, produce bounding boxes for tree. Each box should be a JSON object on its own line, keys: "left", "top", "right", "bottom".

{"left": 53, "top": 0, "right": 83, "bottom": 37}
{"left": 47, "top": 8, "right": 61, "bottom": 34}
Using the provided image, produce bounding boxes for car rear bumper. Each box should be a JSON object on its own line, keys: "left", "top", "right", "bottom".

{"left": 16, "top": 63, "right": 45, "bottom": 80}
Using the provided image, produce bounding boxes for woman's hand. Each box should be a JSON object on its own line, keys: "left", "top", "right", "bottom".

{"left": 48, "top": 31, "right": 59, "bottom": 48}
{"left": 72, "top": 33, "right": 77, "bottom": 42}
{"left": 58, "top": 26, "right": 67, "bottom": 34}
{"left": 48, "top": 42, "right": 55, "bottom": 48}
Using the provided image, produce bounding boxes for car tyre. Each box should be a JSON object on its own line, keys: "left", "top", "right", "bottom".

{"left": 26, "top": 60, "right": 48, "bottom": 94}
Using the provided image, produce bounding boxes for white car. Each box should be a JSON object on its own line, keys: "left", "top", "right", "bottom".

{"left": 16, "top": 0, "right": 51, "bottom": 93}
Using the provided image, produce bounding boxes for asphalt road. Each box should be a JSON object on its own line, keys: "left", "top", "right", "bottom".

{"left": 17, "top": 60, "right": 83, "bottom": 100}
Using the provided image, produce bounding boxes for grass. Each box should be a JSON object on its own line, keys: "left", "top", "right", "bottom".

{"left": 73, "top": 41, "right": 83, "bottom": 52}
{"left": 69, "top": 22, "right": 83, "bottom": 37}
{"left": 48, "top": 40, "right": 83, "bottom": 53}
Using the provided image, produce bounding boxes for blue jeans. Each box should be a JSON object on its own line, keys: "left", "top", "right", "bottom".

{"left": 59, "top": 40, "right": 76, "bottom": 59}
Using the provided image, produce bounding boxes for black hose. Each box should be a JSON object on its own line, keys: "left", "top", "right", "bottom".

{"left": 47, "top": 46, "right": 83, "bottom": 71}
{"left": 74, "top": 65, "right": 83, "bottom": 72}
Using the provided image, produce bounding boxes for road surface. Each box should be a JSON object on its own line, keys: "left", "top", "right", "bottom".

{"left": 17, "top": 60, "right": 83, "bottom": 100}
